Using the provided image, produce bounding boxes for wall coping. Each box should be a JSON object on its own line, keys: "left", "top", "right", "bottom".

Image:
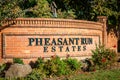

{"left": 0, "top": 18, "right": 103, "bottom": 30}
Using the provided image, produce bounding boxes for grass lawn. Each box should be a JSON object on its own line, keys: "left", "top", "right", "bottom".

{"left": 67, "top": 69, "right": 120, "bottom": 80}
{"left": 0, "top": 69, "right": 120, "bottom": 80}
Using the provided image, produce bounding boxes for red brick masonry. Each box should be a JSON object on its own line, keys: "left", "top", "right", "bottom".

{"left": 0, "top": 17, "right": 117, "bottom": 63}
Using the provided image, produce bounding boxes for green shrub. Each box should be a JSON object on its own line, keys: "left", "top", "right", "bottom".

{"left": 35, "top": 57, "right": 44, "bottom": 68}
{"left": 64, "top": 58, "right": 81, "bottom": 71}
{"left": 34, "top": 56, "right": 81, "bottom": 77}
{"left": 44, "top": 56, "right": 68, "bottom": 77}
{"left": 92, "top": 45, "right": 117, "bottom": 70}
{"left": 16, "top": 56, "right": 81, "bottom": 79}
{"left": 13, "top": 58, "right": 24, "bottom": 64}
{"left": 25, "top": 68, "right": 42, "bottom": 80}
{"left": 44, "top": 59, "right": 57, "bottom": 76}
{"left": 33, "top": 57, "right": 46, "bottom": 78}
{"left": 52, "top": 56, "right": 69, "bottom": 75}
{"left": 0, "top": 63, "right": 6, "bottom": 77}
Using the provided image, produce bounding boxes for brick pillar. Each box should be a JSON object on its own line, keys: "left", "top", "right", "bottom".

{"left": 0, "top": 33, "right": 2, "bottom": 63}
{"left": 97, "top": 16, "right": 107, "bottom": 46}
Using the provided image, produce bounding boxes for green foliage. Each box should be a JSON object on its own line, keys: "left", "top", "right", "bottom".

{"left": 92, "top": 45, "right": 117, "bottom": 69}
{"left": 51, "top": 56, "right": 68, "bottom": 75}
{"left": 54, "top": 0, "right": 119, "bottom": 26}
{"left": 13, "top": 58, "right": 24, "bottom": 64}
{"left": 0, "top": 0, "right": 52, "bottom": 20}
{"left": 18, "top": 0, "right": 37, "bottom": 10}
{"left": 27, "top": 0, "right": 52, "bottom": 18}
{"left": 0, "top": 0, "right": 119, "bottom": 27}
{"left": 56, "top": 59, "right": 69, "bottom": 75}
{"left": 44, "top": 56, "right": 69, "bottom": 76}
{"left": 34, "top": 57, "right": 46, "bottom": 78}
{"left": 1, "top": 69, "right": 120, "bottom": 80}
{"left": 0, "top": 0, "right": 24, "bottom": 20}
{"left": 25, "top": 68, "right": 42, "bottom": 80}
{"left": 35, "top": 57, "right": 44, "bottom": 68}
{"left": 64, "top": 58, "right": 80, "bottom": 71}
{"left": 91, "top": 0, "right": 119, "bottom": 25}
{"left": 31, "top": 56, "right": 70, "bottom": 78}
{"left": 1, "top": 55, "right": 120, "bottom": 80}
{"left": 0, "top": 64, "right": 6, "bottom": 77}
{"left": 57, "top": 9, "right": 76, "bottom": 19}
{"left": 69, "top": 69, "right": 120, "bottom": 80}
{"left": 29, "top": 56, "right": 81, "bottom": 78}
{"left": 0, "top": 64, "right": 6, "bottom": 73}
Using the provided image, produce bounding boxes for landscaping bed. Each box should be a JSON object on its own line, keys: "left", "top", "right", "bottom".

{"left": 68, "top": 69, "right": 120, "bottom": 80}
{"left": 0, "top": 45, "right": 119, "bottom": 80}
{"left": 44, "top": 68, "right": 120, "bottom": 80}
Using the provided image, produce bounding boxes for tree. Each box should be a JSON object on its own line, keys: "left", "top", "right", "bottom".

{"left": 49, "top": 0, "right": 76, "bottom": 19}
{"left": 0, "top": 0, "right": 52, "bottom": 20}
{"left": 0, "top": 0, "right": 119, "bottom": 26}
{"left": 24, "top": 0, "right": 52, "bottom": 18}
{"left": 92, "top": 0, "right": 118, "bottom": 24}
{"left": 0, "top": 0, "right": 24, "bottom": 20}
{"left": 69, "top": 0, "right": 93, "bottom": 20}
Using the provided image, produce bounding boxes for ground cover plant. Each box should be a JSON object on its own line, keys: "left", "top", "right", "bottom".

{"left": 68, "top": 69, "right": 120, "bottom": 80}
{"left": 13, "top": 58, "right": 24, "bottom": 64}
{"left": 0, "top": 64, "right": 6, "bottom": 78}
{"left": 0, "top": 45, "right": 119, "bottom": 80}
{"left": 91, "top": 45, "right": 117, "bottom": 70}
{"left": 26, "top": 56, "right": 81, "bottom": 79}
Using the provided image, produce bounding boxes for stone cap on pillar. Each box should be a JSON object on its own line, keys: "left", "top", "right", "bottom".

{"left": 97, "top": 16, "right": 107, "bottom": 23}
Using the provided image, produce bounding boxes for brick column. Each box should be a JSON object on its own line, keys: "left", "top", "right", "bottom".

{"left": 0, "top": 33, "right": 2, "bottom": 63}
{"left": 97, "top": 16, "right": 107, "bottom": 46}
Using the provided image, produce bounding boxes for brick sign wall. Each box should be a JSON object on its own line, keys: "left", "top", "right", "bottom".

{"left": 3, "top": 34, "right": 100, "bottom": 58}
{"left": 0, "top": 17, "right": 108, "bottom": 63}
